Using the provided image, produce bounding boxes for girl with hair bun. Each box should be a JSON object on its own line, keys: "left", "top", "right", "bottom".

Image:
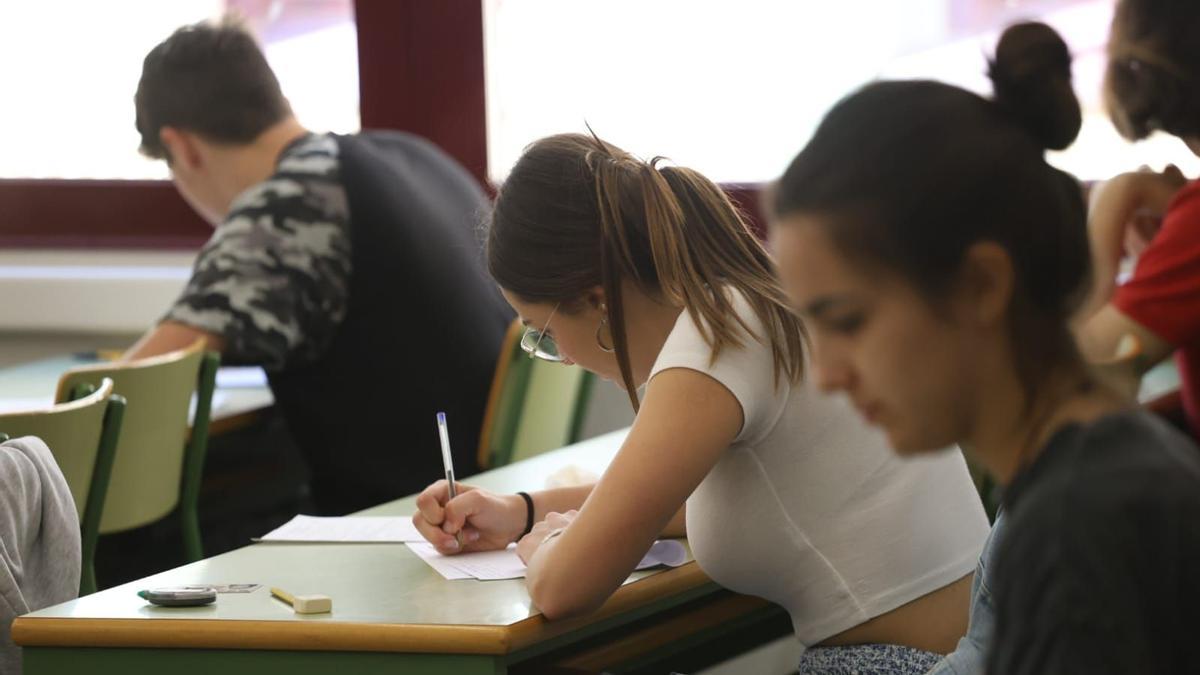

{"left": 773, "top": 21, "right": 1200, "bottom": 674}
{"left": 413, "top": 131, "right": 991, "bottom": 673}
{"left": 1076, "top": 0, "right": 1200, "bottom": 440}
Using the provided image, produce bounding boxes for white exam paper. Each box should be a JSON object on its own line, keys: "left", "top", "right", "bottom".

{"left": 189, "top": 391, "right": 229, "bottom": 422}
{"left": 406, "top": 543, "right": 524, "bottom": 580}
{"left": 405, "top": 539, "right": 690, "bottom": 581}
{"left": 258, "top": 515, "right": 424, "bottom": 543}
{"left": 216, "top": 366, "right": 269, "bottom": 388}
{"left": 0, "top": 397, "right": 53, "bottom": 414}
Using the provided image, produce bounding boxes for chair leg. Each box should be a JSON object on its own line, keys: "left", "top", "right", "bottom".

{"left": 80, "top": 562, "right": 97, "bottom": 597}
{"left": 182, "top": 507, "right": 203, "bottom": 562}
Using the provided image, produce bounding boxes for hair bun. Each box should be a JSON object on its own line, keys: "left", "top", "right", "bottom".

{"left": 988, "top": 21, "right": 1082, "bottom": 151}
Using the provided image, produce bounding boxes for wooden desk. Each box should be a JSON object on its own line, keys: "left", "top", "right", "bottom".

{"left": 0, "top": 354, "right": 275, "bottom": 435}
{"left": 14, "top": 430, "right": 787, "bottom": 675}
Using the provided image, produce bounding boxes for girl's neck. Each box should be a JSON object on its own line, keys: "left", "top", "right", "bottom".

{"left": 623, "top": 285, "right": 684, "bottom": 383}
{"left": 967, "top": 366, "right": 1126, "bottom": 485}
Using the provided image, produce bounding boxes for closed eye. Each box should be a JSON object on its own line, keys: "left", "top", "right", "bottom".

{"left": 825, "top": 313, "right": 864, "bottom": 335}
{"left": 802, "top": 295, "right": 868, "bottom": 336}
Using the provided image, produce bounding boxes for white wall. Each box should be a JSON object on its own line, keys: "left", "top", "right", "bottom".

{"left": 0, "top": 249, "right": 195, "bottom": 333}
{"left": 0, "top": 248, "right": 637, "bottom": 436}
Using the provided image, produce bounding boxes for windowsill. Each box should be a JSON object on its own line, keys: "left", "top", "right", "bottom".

{"left": 0, "top": 249, "right": 196, "bottom": 333}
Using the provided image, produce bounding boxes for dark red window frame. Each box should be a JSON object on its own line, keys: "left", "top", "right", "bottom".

{"left": 0, "top": 0, "right": 763, "bottom": 250}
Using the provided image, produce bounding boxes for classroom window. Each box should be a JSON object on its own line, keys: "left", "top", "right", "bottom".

{"left": 0, "top": 0, "right": 358, "bottom": 180}
{"left": 484, "top": 0, "right": 1199, "bottom": 183}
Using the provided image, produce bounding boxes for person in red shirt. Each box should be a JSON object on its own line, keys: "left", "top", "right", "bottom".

{"left": 1075, "top": 0, "right": 1200, "bottom": 436}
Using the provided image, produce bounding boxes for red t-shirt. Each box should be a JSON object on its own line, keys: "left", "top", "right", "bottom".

{"left": 1113, "top": 179, "right": 1200, "bottom": 437}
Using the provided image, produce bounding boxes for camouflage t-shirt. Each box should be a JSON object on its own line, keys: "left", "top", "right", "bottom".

{"left": 165, "top": 133, "right": 351, "bottom": 371}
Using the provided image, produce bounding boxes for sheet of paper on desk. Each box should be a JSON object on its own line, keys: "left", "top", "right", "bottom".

{"left": 406, "top": 544, "right": 522, "bottom": 580}
{"left": 406, "top": 539, "right": 690, "bottom": 581}
{"left": 257, "top": 515, "right": 424, "bottom": 543}
{"left": 189, "top": 392, "right": 230, "bottom": 421}
{"left": 0, "top": 397, "right": 53, "bottom": 414}
{"left": 216, "top": 366, "right": 269, "bottom": 388}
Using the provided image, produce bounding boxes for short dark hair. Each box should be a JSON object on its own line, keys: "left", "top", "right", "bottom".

{"left": 134, "top": 16, "right": 292, "bottom": 160}
{"left": 1105, "top": 0, "right": 1200, "bottom": 140}
{"left": 773, "top": 22, "right": 1088, "bottom": 402}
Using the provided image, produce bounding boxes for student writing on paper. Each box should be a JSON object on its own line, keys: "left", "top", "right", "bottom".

{"left": 414, "top": 133, "right": 990, "bottom": 671}
{"left": 122, "top": 17, "right": 511, "bottom": 514}
{"left": 771, "top": 21, "right": 1200, "bottom": 674}
{"left": 1075, "top": 0, "right": 1200, "bottom": 439}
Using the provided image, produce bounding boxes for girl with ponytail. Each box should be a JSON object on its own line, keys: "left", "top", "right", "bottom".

{"left": 414, "top": 133, "right": 990, "bottom": 670}
{"left": 773, "top": 21, "right": 1200, "bottom": 674}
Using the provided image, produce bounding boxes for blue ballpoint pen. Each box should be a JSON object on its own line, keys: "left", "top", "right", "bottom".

{"left": 436, "top": 412, "right": 463, "bottom": 547}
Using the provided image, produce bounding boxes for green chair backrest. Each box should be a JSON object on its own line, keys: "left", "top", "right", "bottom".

{"left": 0, "top": 379, "right": 125, "bottom": 595}
{"left": 55, "top": 340, "right": 219, "bottom": 562}
{"left": 478, "top": 320, "right": 594, "bottom": 469}
{"left": 509, "top": 363, "right": 593, "bottom": 464}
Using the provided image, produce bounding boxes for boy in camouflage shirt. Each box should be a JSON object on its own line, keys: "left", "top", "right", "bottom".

{"left": 126, "top": 17, "right": 510, "bottom": 514}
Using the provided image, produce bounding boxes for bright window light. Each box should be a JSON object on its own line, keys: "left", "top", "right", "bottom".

{"left": 0, "top": 0, "right": 358, "bottom": 180}
{"left": 485, "top": 0, "right": 1199, "bottom": 183}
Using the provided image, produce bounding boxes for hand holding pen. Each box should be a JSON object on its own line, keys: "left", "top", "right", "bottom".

{"left": 413, "top": 414, "right": 530, "bottom": 553}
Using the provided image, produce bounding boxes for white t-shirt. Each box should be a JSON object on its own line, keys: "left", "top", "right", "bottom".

{"left": 650, "top": 292, "right": 989, "bottom": 646}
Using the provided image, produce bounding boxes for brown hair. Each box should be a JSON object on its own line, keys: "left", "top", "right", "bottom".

{"left": 1104, "top": 0, "right": 1200, "bottom": 140}
{"left": 135, "top": 16, "right": 292, "bottom": 160}
{"left": 488, "top": 133, "right": 806, "bottom": 411}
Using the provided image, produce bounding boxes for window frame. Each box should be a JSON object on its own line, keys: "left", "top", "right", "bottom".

{"left": 0, "top": 1, "right": 776, "bottom": 250}
{"left": 0, "top": 0, "right": 489, "bottom": 250}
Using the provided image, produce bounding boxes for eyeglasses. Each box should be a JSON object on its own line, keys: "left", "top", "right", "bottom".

{"left": 520, "top": 303, "right": 564, "bottom": 362}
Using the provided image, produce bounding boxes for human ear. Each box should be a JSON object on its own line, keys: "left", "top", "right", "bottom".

{"left": 159, "top": 127, "right": 204, "bottom": 172}
{"left": 956, "top": 241, "right": 1014, "bottom": 327}
{"left": 583, "top": 286, "right": 607, "bottom": 313}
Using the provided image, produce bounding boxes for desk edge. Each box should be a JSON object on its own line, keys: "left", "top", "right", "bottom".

{"left": 14, "top": 564, "right": 716, "bottom": 655}
{"left": 12, "top": 618, "right": 513, "bottom": 654}
{"left": 505, "top": 563, "right": 714, "bottom": 652}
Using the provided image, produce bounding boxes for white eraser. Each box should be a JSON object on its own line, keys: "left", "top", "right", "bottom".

{"left": 292, "top": 594, "right": 332, "bottom": 614}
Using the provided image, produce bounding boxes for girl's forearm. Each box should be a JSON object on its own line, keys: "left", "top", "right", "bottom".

{"left": 528, "top": 485, "right": 593, "bottom": 521}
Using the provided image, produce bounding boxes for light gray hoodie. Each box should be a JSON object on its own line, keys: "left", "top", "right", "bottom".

{"left": 0, "top": 436, "right": 80, "bottom": 675}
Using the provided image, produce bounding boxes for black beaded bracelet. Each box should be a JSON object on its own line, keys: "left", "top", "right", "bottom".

{"left": 517, "top": 491, "right": 535, "bottom": 538}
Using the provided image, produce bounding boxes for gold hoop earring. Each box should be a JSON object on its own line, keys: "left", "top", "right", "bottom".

{"left": 596, "top": 316, "right": 615, "bottom": 353}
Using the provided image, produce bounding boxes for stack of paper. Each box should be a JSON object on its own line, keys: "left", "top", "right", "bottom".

{"left": 215, "top": 366, "right": 269, "bottom": 388}
{"left": 0, "top": 397, "right": 53, "bottom": 414}
{"left": 258, "top": 515, "right": 424, "bottom": 543}
{"left": 257, "top": 515, "right": 691, "bottom": 582}
{"left": 405, "top": 539, "right": 690, "bottom": 581}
